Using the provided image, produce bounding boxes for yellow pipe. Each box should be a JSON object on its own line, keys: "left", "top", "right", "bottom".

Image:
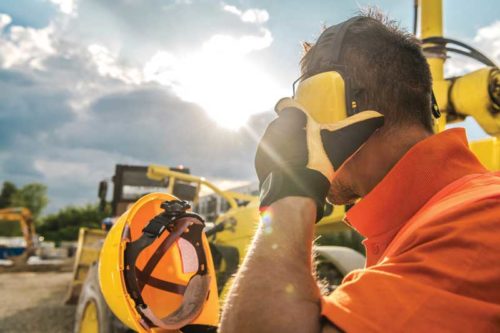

{"left": 224, "top": 191, "right": 258, "bottom": 203}
{"left": 420, "top": 0, "right": 447, "bottom": 132}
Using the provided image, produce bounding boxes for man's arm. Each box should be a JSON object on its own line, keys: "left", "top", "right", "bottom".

{"left": 221, "top": 99, "right": 383, "bottom": 332}
{"left": 219, "top": 197, "right": 340, "bottom": 333}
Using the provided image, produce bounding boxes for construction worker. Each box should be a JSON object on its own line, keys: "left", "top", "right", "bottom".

{"left": 219, "top": 12, "right": 500, "bottom": 333}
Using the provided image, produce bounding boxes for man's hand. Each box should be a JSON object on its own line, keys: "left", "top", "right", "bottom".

{"left": 255, "top": 98, "right": 383, "bottom": 220}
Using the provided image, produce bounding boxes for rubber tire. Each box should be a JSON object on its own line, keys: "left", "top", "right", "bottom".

{"left": 74, "top": 262, "right": 131, "bottom": 333}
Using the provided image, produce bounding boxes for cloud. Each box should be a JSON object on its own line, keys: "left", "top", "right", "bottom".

{"left": 0, "top": 13, "right": 11, "bottom": 30}
{"left": 474, "top": 20, "right": 500, "bottom": 60}
{"left": 445, "top": 20, "right": 500, "bottom": 77}
{"left": 140, "top": 3, "right": 283, "bottom": 128}
{"left": 51, "top": 86, "right": 273, "bottom": 177}
{"left": 0, "top": 18, "right": 55, "bottom": 69}
{"left": 222, "top": 4, "right": 270, "bottom": 24}
{"left": 0, "top": 69, "right": 74, "bottom": 149}
{"left": 43, "top": 1, "right": 284, "bottom": 128}
{"left": 143, "top": 26, "right": 283, "bottom": 128}
{"left": 49, "top": 0, "right": 77, "bottom": 16}
{"left": 87, "top": 44, "right": 142, "bottom": 84}
{"left": 0, "top": 68, "right": 273, "bottom": 212}
{"left": 0, "top": 1, "right": 282, "bottom": 214}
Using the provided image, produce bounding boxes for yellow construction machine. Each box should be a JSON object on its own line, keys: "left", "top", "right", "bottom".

{"left": 0, "top": 207, "right": 36, "bottom": 262}
{"left": 419, "top": 0, "right": 499, "bottom": 166}
{"left": 71, "top": 164, "right": 363, "bottom": 332}
{"left": 146, "top": 165, "right": 363, "bottom": 299}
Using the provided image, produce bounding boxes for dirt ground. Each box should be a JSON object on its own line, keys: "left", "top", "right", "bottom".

{"left": 0, "top": 271, "right": 76, "bottom": 333}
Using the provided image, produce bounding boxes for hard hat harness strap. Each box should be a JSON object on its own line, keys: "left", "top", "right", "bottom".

{"left": 123, "top": 200, "right": 211, "bottom": 330}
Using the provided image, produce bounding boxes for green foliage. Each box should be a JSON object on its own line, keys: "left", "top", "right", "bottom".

{"left": 11, "top": 183, "right": 48, "bottom": 218}
{"left": 37, "top": 203, "right": 110, "bottom": 243}
{"left": 0, "top": 220, "right": 23, "bottom": 237}
{"left": 0, "top": 181, "right": 17, "bottom": 208}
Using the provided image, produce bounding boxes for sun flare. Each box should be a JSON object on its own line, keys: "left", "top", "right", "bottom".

{"left": 144, "top": 32, "right": 288, "bottom": 130}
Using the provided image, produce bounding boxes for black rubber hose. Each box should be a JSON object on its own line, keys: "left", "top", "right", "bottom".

{"left": 422, "top": 36, "right": 497, "bottom": 67}
{"left": 413, "top": 0, "right": 418, "bottom": 36}
{"left": 423, "top": 46, "right": 496, "bottom": 67}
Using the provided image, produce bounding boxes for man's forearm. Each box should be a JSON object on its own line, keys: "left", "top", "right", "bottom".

{"left": 219, "top": 197, "right": 322, "bottom": 333}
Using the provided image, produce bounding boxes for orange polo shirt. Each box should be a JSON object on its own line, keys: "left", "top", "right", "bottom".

{"left": 321, "top": 128, "right": 500, "bottom": 332}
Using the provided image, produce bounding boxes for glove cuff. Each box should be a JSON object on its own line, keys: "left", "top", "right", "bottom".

{"left": 259, "top": 168, "right": 330, "bottom": 222}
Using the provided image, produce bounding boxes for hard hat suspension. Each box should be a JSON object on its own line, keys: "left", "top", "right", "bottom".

{"left": 123, "top": 200, "right": 211, "bottom": 330}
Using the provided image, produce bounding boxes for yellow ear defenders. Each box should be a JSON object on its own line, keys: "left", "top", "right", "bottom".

{"left": 292, "top": 16, "right": 365, "bottom": 124}
{"left": 292, "top": 16, "right": 440, "bottom": 124}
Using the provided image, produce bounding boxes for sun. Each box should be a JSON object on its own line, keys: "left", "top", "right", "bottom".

{"left": 144, "top": 34, "right": 288, "bottom": 130}
{"left": 180, "top": 55, "right": 285, "bottom": 129}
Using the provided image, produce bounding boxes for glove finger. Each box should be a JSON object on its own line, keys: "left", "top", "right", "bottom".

{"left": 274, "top": 97, "right": 303, "bottom": 114}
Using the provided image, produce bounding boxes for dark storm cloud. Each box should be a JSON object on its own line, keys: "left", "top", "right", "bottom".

{"left": 2, "top": 153, "right": 42, "bottom": 178}
{"left": 0, "top": 68, "right": 75, "bottom": 149}
{"left": 53, "top": 86, "right": 274, "bottom": 179}
{"left": 0, "top": 61, "right": 272, "bottom": 212}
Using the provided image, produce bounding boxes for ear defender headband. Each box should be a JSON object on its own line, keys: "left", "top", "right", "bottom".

{"left": 292, "top": 16, "right": 365, "bottom": 124}
{"left": 293, "top": 16, "right": 440, "bottom": 123}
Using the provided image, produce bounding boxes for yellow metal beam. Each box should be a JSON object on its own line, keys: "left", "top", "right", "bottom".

{"left": 147, "top": 164, "right": 240, "bottom": 209}
{"left": 420, "top": 0, "right": 448, "bottom": 132}
{"left": 469, "top": 137, "right": 500, "bottom": 171}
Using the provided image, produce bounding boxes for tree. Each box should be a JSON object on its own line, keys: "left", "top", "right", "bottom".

{"left": 11, "top": 183, "right": 49, "bottom": 218}
{"left": 37, "top": 203, "right": 110, "bottom": 243}
{"left": 0, "top": 181, "right": 17, "bottom": 208}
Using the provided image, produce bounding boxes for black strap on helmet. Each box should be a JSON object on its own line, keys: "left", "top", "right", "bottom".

{"left": 123, "top": 200, "right": 211, "bottom": 331}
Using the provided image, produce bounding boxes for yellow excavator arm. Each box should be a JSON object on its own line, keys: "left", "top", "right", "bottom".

{"left": 0, "top": 207, "right": 36, "bottom": 257}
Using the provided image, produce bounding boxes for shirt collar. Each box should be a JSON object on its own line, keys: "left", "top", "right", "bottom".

{"left": 346, "top": 128, "right": 487, "bottom": 239}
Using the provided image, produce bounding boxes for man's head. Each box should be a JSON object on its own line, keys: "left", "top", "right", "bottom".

{"left": 301, "top": 10, "right": 434, "bottom": 204}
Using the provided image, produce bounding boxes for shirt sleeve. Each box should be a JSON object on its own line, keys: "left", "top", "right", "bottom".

{"left": 321, "top": 199, "right": 500, "bottom": 333}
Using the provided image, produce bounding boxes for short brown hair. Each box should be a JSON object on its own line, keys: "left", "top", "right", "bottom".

{"left": 301, "top": 9, "right": 434, "bottom": 132}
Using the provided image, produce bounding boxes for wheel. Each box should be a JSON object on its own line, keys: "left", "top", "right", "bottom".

{"left": 74, "top": 263, "right": 131, "bottom": 333}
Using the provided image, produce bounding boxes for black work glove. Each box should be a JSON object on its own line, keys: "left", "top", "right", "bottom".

{"left": 255, "top": 98, "right": 384, "bottom": 221}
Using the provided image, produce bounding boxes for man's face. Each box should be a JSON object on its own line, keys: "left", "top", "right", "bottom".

{"left": 326, "top": 130, "right": 382, "bottom": 205}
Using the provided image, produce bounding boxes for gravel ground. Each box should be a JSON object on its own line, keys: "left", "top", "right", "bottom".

{"left": 0, "top": 271, "right": 76, "bottom": 333}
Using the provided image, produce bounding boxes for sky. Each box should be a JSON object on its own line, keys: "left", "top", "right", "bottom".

{"left": 0, "top": 0, "right": 499, "bottom": 214}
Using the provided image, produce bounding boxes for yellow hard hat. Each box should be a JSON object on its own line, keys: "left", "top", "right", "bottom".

{"left": 98, "top": 192, "right": 219, "bottom": 332}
